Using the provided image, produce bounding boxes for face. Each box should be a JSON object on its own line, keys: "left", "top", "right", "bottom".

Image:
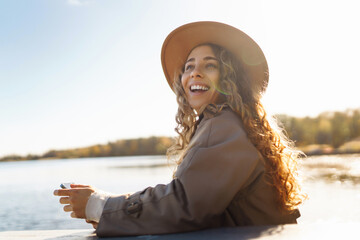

{"left": 181, "top": 45, "right": 221, "bottom": 112}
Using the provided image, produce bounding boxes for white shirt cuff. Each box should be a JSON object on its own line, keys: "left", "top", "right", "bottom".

{"left": 85, "top": 190, "right": 111, "bottom": 223}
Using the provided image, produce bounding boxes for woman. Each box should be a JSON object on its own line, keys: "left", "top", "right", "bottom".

{"left": 54, "top": 21, "right": 305, "bottom": 237}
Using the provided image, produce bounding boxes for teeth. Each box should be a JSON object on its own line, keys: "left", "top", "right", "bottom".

{"left": 190, "top": 85, "right": 209, "bottom": 91}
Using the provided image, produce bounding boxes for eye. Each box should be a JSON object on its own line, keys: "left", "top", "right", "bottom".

{"left": 184, "top": 64, "right": 194, "bottom": 72}
{"left": 206, "top": 63, "right": 218, "bottom": 69}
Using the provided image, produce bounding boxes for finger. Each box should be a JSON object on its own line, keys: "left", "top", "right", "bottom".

{"left": 71, "top": 212, "right": 77, "bottom": 218}
{"left": 59, "top": 197, "right": 70, "bottom": 204}
{"left": 63, "top": 205, "right": 73, "bottom": 212}
{"left": 86, "top": 220, "right": 98, "bottom": 224}
{"left": 54, "top": 189, "right": 71, "bottom": 196}
{"left": 92, "top": 222, "right": 98, "bottom": 229}
{"left": 71, "top": 184, "right": 90, "bottom": 188}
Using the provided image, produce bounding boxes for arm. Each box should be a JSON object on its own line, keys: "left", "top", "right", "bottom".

{"left": 96, "top": 112, "right": 262, "bottom": 237}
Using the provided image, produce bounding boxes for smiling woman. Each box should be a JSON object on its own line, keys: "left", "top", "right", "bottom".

{"left": 54, "top": 21, "right": 306, "bottom": 237}
{"left": 181, "top": 45, "right": 221, "bottom": 112}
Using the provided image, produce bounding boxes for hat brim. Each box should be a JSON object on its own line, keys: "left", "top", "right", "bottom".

{"left": 161, "top": 21, "right": 269, "bottom": 94}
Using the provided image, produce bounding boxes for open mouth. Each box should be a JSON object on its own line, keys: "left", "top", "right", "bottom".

{"left": 190, "top": 84, "right": 210, "bottom": 93}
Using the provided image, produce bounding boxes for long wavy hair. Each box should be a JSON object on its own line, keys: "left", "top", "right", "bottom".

{"left": 167, "top": 43, "right": 306, "bottom": 212}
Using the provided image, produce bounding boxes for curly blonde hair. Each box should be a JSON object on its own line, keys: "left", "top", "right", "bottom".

{"left": 167, "top": 43, "right": 306, "bottom": 212}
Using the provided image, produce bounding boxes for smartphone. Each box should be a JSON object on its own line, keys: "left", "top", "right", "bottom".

{"left": 60, "top": 183, "right": 73, "bottom": 189}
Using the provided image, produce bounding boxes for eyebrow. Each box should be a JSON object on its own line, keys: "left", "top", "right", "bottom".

{"left": 185, "top": 56, "right": 218, "bottom": 64}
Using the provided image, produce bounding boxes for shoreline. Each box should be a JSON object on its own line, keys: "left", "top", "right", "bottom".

{"left": 298, "top": 143, "right": 360, "bottom": 157}
{"left": 1, "top": 149, "right": 360, "bottom": 163}
{"left": 0, "top": 149, "right": 360, "bottom": 163}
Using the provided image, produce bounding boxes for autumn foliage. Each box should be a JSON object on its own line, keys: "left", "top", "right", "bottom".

{"left": 1, "top": 109, "right": 360, "bottom": 162}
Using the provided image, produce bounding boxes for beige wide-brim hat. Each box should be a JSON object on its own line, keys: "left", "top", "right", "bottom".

{"left": 161, "top": 21, "right": 269, "bottom": 95}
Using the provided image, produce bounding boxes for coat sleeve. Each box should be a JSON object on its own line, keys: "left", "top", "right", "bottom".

{"left": 96, "top": 112, "right": 262, "bottom": 237}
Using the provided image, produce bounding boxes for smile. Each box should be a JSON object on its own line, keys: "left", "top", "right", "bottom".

{"left": 190, "top": 84, "right": 209, "bottom": 92}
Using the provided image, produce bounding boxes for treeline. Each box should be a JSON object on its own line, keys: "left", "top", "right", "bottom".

{"left": 1, "top": 136, "right": 174, "bottom": 162}
{"left": 277, "top": 108, "right": 360, "bottom": 151}
{"left": 1, "top": 109, "right": 360, "bottom": 162}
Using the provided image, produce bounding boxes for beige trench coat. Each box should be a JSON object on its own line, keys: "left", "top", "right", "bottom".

{"left": 96, "top": 106, "right": 300, "bottom": 237}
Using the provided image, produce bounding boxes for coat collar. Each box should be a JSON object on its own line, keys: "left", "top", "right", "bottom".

{"left": 201, "top": 103, "right": 230, "bottom": 120}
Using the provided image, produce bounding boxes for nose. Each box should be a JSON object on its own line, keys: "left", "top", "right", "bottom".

{"left": 190, "top": 65, "right": 203, "bottom": 79}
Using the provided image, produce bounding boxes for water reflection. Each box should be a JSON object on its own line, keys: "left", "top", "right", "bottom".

{"left": 301, "top": 154, "right": 360, "bottom": 184}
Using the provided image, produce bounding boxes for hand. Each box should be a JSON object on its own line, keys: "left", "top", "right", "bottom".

{"left": 54, "top": 184, "right": 96, "bottom": 219}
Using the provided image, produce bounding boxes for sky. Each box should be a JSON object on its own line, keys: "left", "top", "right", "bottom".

{"left": 1, "top": 0, "right": 359, "bottom": 157}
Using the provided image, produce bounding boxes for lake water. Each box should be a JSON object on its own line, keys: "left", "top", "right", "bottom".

{"left": 0, "top": 154, "right": 359, "bottom": 231}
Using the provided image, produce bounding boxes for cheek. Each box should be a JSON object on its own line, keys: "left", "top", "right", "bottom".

{"left": 215, "top": 71, "right": 221, "bottom": 84}
{"left": 210, "top": 72, "right": 221, "bottom": 87}
{"left": 181, "top": 74, "right": 188, "bottom": 91}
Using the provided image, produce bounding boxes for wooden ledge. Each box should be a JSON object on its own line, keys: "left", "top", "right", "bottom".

{"left": 0, "top": 223, "right": 358, "bottom": 239}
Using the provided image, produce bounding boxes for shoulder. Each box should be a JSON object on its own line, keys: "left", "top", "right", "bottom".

{"left": 177, "top": 104, "right": 263, "bottom": 177}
